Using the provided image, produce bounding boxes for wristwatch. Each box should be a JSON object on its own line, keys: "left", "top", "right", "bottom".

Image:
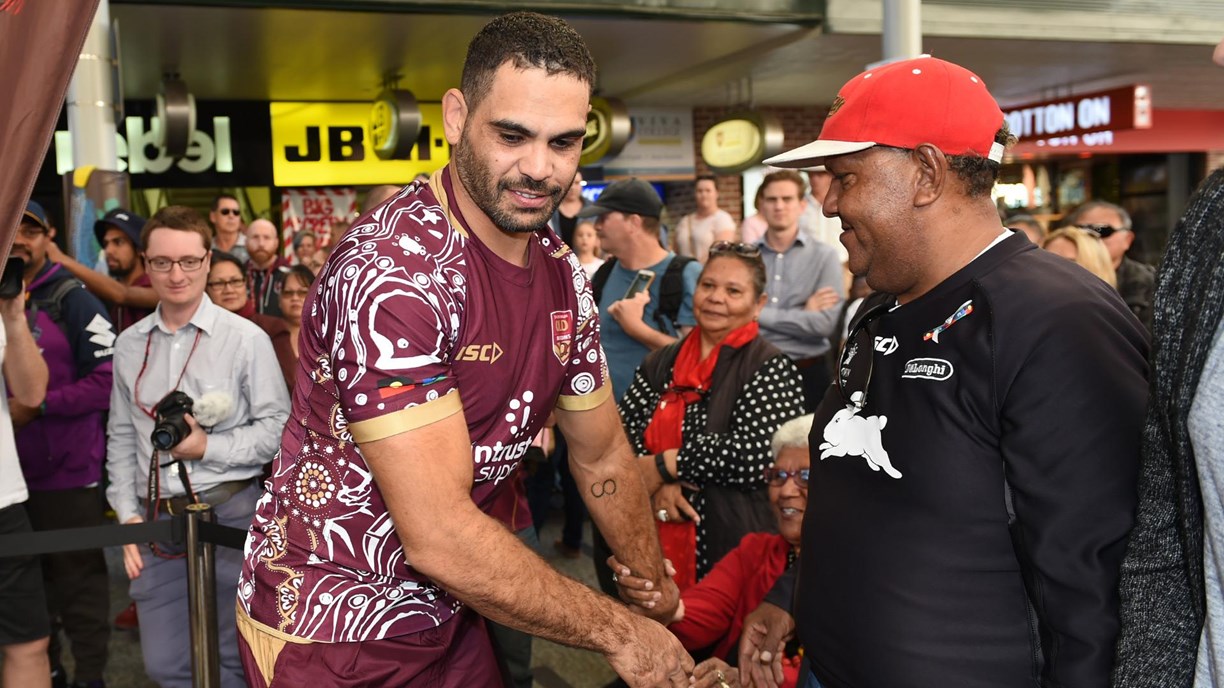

{"left": 655, "top": 453, "right": 678, "bottom": 484}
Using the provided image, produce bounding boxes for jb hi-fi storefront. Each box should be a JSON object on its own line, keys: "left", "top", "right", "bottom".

{"left": 994, "top": 85, "right": 1224, "bottom": 264}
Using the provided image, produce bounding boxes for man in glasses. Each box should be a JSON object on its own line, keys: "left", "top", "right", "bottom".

{"left": 753, "top": 169, "right": 845, "bottom": 412}
{"left": 1063, "top": 200, "right": 1156, "bottom": 330}
{"left": 737, "top": 56, "right": 1149, "bottom": 688}
{"left": 105, "top": 205, "right": 289, "bottom": 687}
{"left": 208, "top": 194, "right": 247, "bottom": 262}
{"left": 9, "top": 200, "right": 117, "bottom": 688}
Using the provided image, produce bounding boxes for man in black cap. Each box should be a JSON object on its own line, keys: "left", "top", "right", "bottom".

{"left": 47, "top": 208, "right": 157, "bottom": 332}
{"left": 578, "top": 178, "right": 702, "bottom": 596}
{"left": 580, "top": 178, "right": 701, "bottom": 403}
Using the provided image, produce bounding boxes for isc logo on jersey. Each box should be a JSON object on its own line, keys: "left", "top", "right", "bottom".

{"left": 457, "top": 342, "right": 503, "bottom": 364}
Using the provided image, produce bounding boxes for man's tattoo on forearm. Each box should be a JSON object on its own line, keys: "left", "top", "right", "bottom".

{"left": 590, "top": 479, "right": 617, "bottom": 498}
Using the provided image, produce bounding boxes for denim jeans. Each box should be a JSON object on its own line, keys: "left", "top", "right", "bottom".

{"left": 804, "top": 671, "right": 826, "bottom": 688}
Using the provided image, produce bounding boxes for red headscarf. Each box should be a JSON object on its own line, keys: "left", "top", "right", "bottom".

{"left": 643, "top": 320, "right": 759, "bottom": 455}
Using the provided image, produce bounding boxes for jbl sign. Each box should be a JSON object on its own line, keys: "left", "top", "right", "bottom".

{"left": 283, "top": 126, "right": 435, "bottom": 163}
{"left": 270, "top": 102, "right": 449, "bottom": 186}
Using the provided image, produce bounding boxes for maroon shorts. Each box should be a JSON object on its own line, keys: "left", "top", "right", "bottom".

{"left": 237, "top": 605, "right": 504, "bottom": 687}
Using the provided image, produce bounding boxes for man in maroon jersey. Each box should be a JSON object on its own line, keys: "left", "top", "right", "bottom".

{"left": 237, "top": 12, "right": 692, "bottom": 688}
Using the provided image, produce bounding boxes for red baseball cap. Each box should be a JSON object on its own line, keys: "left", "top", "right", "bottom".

{"left": 766, "top": 56, "right": 1005, "bottom": 168}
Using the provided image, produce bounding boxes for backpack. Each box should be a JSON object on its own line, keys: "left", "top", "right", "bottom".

{"left": 591, "top": 255, "right": 696, "bottom": 335}
{"left": 26, "top": 276, "right": 85, "bottom": 337}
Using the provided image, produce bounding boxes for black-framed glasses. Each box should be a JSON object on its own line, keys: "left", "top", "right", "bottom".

{"left": 1074, "top": 223, "right": 1121, "bottom": 239}
{"left": 836, "top": 299, "right": 891, "bottom": 411}
{"left": 764, "top": 467, "right": 810, "bottom": 488}
{"left": 709, "top": 241, "right": 761, "bottom": 259}
{"left": 218, "top": 208, "right": 241, "bottom": 217}
{"left": 146, "top": 255, "right": 207, "bottom": 272}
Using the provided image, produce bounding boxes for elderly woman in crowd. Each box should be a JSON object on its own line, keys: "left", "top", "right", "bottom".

{"left": 619, "top": 241, "right": 805, "bottom": 586}
{"left": 1042, "top": 227, "right": 1118, "bottom": 288}
{"left": 611, "top": 414, "right": 814, "bottom": 688}
{"left": 206, "top": 251, "right": 296, "bottom": 393}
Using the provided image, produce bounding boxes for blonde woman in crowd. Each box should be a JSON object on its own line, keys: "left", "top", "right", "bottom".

{"left": 1043, "top": 227, "right": 1118, "bottom": 288}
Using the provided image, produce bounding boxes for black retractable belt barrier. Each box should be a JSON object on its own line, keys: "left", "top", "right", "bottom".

{"left": 0, "top": 515, "right": 245, "bottom": 557}
{"left": 0, "top": 519, "right": 175, "bottom": 557}
{"left": 0, "top": 506, "right": 247, "bottom": 688}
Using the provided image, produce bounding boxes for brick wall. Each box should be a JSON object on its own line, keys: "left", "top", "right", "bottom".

{"left": 662, "top": 105, "right": 829, "bottom": 227}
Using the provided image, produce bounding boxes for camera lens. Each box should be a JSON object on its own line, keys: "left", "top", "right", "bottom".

{"left": 152, "top": 427, "right": 177, "bottom": 451}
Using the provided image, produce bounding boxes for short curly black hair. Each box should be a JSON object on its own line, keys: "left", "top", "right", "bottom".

{"left": 461, "top": 12, "right": 597, "bottom": 111}
{"left": 946, "top": 123, "right": 1016, "bottom": 198}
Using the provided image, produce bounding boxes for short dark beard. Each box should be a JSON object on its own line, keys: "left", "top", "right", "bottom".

{"left": 110, "top": 264, "right": 132, "bottom": 279}
{"left": 453, "top": 132, "right": 564, "bottom": 234}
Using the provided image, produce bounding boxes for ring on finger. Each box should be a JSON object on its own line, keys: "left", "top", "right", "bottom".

{"left": 656, "top": 509, "right": 670, "bottom": 522}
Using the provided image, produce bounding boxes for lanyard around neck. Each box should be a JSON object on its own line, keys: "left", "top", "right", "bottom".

{"left": 134, "top": 327, "right": 203, "bottom": 419}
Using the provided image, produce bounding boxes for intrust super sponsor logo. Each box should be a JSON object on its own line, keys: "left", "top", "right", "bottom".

{"left": 474, "top": 438, "right": 533, "bottom": 484}
{"left": 901, "top": 358, "right": 954, "bottom": 381}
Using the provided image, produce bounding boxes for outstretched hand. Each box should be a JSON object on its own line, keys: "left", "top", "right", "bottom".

{"left": 607, "top": 554, "right": 680, "bottom": 621}
{"left": 737, "top": 602, "right": 794, "bottom": 688}
{"left": 694, "top": 657, "right": 740, "bottom": 688}
{"left": 605, "top": 612, "right": 695, "bottom": 688}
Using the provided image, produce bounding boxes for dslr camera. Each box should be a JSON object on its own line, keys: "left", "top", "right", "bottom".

{"left": 151, "top": 391, "right": 195, "bottom": 451}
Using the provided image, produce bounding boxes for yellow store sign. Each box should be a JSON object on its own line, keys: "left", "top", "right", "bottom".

{"left": 270, "top": 102, "right": 450, "bottom": 187}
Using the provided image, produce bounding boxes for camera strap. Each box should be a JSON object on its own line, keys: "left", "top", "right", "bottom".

{"left": 134, "top": 327, "right": 203, "bottom": 419}
{"left": 137, "top": 326, "right": 204, "bottom": 556}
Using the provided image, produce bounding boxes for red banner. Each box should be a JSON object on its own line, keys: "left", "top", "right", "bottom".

{"left": 1003, "top": 85, "right": 1153, "bottom": 143}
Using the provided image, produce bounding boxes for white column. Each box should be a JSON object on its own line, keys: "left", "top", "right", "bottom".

{"left": 67, "top": 0, "right": 117, "bottom": 171}
{"left": 882, "top": 0, "right": 923, "bottom": 61}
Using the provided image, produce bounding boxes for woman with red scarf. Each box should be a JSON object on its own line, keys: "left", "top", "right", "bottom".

{"left": 619, "top": 242, "right": 805, "bottom": 586}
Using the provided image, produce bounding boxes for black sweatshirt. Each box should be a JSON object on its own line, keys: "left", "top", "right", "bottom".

{"left": 797, "top": 232, "right": 1149, "bottom": 688}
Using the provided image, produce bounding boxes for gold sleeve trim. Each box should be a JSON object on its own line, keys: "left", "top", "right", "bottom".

{"left": 556, "top": 382, "right": 612, "bottom": 412}
{"left": 349, "top": 391, "right": 463, "bottom": 443}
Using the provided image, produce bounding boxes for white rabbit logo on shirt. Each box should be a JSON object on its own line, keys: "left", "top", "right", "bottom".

{"left": 819, "top": 393, "right": 901, "bottom": 479}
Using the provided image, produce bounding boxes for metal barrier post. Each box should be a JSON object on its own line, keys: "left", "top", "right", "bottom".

{"left": 185, "top": 503, "right": 220, "bottom": 688}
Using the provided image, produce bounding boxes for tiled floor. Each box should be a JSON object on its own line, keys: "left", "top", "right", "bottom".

{"left": 54, "top": 512, "right": 619, "bottom": 688}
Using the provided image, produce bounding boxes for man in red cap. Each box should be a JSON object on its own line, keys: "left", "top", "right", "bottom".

{"left": 737, "top": 56, "right": 1149, "bottom": 688}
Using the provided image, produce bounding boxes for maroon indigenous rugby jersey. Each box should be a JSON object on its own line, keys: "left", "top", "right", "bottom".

{"left": 239, "top": 168, "right": 609, "bottom": 642}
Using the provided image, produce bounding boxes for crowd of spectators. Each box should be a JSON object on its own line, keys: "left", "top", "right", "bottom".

{"left": 0, "top": 165, "right": 1180, "bottom": 687}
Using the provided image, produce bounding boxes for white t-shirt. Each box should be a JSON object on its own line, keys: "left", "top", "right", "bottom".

{"left": 0, "top": 325, "right": 29, "bottom": 509}
{"left": 581, "top": 257, "right": 605, "bottom": 281}
{"left": 675, "top": 209, "right": 736, "bottom": 263}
